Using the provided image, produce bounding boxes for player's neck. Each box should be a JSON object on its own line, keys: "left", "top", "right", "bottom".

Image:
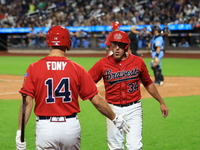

{"left": 121, "top": 52, "right": 129, "bottom": 61}
{"left": 48, "top": 49, "right": 65, "bottom": 57}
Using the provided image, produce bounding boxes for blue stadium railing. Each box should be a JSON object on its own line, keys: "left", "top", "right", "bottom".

{"left": 0, "top": 24, "right": 199, "bottom": 51}
{"left": 0, "top": 24, "right": 193, "bottom": 34}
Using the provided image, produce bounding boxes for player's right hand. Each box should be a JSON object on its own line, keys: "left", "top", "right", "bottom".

{"left": 16, "top": 130, "right": 26, "bottom": 150}
{"left": 160, "top": 104, "right": 169, "bottom": 118}
{"left": 112, "top": 114, "right": 130, "bottom": 134}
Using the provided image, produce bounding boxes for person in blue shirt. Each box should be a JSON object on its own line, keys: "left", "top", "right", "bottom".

{"left": 178, "top": 38, "right": 190, "bottom": 47}
{"left": 27, "top": 27, "right": 42, "bottom": 49}
{"left": 148, "top": 25, "right": 165, "bottom": 85}
{"left": 79, "top": 30, "right": 90, "bottom": 48}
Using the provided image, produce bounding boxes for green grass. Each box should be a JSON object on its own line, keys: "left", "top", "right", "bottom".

{"left": 1, "top": 96, "right": 200, "bottom": 150}
{"left": 0, "top": 56, "right": 200, "bottom": 149}
{"left": 145, "top": 58, "right": 200, "bottom": 77}
{"left": 0, "top": 56, "right": 200, "bottom": 76}
{"left": 0, "top": 56, "right": 102, "bottom": 75}
{"left": 142, "top": 95, "right": 200, "bottom": 150}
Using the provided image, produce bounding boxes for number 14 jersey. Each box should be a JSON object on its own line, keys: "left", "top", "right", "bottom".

{"left": 19, "top": 56, "right": 98, "bottom": 116}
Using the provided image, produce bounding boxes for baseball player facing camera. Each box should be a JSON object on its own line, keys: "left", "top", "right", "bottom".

{"left": 148, "top": 25, "right": 165, "bottom": 85}
{"left": 89, "top": 30, "right": 168, "bottom": 150}
{"left": 15, "top": 26, "right": 130, "bottom": 150}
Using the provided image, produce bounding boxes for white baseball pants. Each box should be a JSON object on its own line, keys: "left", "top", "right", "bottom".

{"left": 107, "top": 102, "right": 143, "bottom": 150}
{"left": 35, "top": 116, "right": 81, "bottom": 150}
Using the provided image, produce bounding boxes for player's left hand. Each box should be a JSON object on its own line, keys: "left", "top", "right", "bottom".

{"left": 160, "top": 104, "right": 169, "bottom": 118}
{"left": 112, "top": 114, "right": 130, "bottom": 134}
{"left": 16, "top": 130, "right": 26, "bottom": 150}
{"left": 152, "top": 56, "right": 160, "bottom": 67}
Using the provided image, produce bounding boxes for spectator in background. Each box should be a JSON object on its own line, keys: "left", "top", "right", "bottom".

{"left": 79, "top": 30, "right": 90, "bottom": 48}
{"left": 71, "top": 31, "right": 80, "bottom": 48}
{"left": 178, "top": 38, "right": 190, "bottom": 47}
{"left": 71, "top": 30, "right": 90, "bottom": 48}
{"left": 38, "top": 0, "right": 45, "bottom": 9}
{"left": 161, "top": 23, "right": 171, "bottom": 50}
{"left": 190, "top": 3, "right": 199, "bottom": 16}
{"left": 0, "top": 10, "right": 5, "bottom": 20}
{"left": 27, "top": 27, "right": 42, "bottom": 49}
{"left": 142, "top": 27, "right": 151, "bottom": 47}
{"left": 28, "top": 1, "right": 35, "bottom": 13}
{"left": 128, "top": 25, "right": 140, "bottom": 56}
{"left": 1, "top": 0, "right": 200, "bottom": 29}
{"left": 27, "top": 27, "right": 36, "bottom": 47}
{"left": 97, "top": 31, "right": 107, "bottom": 48}
{"left": 37, "top": 29, "right": 46, "bottom": 48}
{"left": 1, "top": 0, "right": 200, "bottom": 49}
{"left": 138, "top": 28, "right": 144, "bottom": 48}
{"left": 0, "top": 0, "right": 6, "bottom": 5}
{"left": 195, "top": 37, "right": 200, "bottom": 47}
{"left": 173, "top": 0, "right": 183, "bottom": 14}
{"left": 138, "top": 27, "right": 151, "bottom": 48}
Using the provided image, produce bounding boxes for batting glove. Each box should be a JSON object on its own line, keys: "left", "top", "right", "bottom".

{"left": 16, "top": 130, "right": 26, "bottom": 150}
{"left": 112, "top": 114, "right": 130, "bottom": 134}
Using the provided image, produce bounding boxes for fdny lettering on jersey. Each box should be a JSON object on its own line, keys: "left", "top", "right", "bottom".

{"left": 46, "top": 61, "right": 67, "bottom": 70}
{"left": 105, "top": 67, "right": 140, "bottom": 85}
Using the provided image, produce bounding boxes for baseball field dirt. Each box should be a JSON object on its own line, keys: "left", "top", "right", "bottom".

{"left": 0, "top": 50, "right": 200, "bottom": 100}
{"left": 0, "top": 75, "right": 200, "bottom": 100}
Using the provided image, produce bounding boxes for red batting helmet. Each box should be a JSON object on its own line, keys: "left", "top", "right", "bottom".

{"left": 109, "top": 30, "right": 130, "bottom": 50}
{"left": 46, "top": 26, "right": 71, "bottom": 50}
{"left": 111, "top": 21, "right": 120, "bottom": 30}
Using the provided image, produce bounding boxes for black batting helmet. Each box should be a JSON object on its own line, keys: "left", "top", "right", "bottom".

{"left": 151, "top": 25, "right": 161, "bottom": 33}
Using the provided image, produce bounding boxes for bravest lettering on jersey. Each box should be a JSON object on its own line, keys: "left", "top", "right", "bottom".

{"left": 46, "top": 61, "right": 67, "bottom": 70}
{"left": 105, "top": 67, "right": 140, "bottom": 85}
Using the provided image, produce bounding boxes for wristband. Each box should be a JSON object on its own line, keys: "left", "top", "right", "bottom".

{"left": 16, "top": 130, "right": 21, "bottom": 136}
{"left": 112, "top": 114, "right": 118, "bottom": 122}
{"left": 156, "top": 53, "right": 159, "bottom": 57}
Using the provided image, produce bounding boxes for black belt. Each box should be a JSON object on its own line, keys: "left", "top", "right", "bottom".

{"left": 38, "top": 113, "right": 77, "bottom": 120}
{"left": 108, "top": 100, "right": 140, "bottom": 107}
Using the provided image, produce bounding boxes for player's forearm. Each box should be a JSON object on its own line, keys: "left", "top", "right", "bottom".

{"left": 18, "top": 96, "right": 33, "bottom": 130}
{"left": 145, "top": 83, "right": 166, "bottom": 105}
{"left": 156, "top": 46, "right": 161, "bottom": 54}
{"left": 90, "top": 94, "right": 116, "bottom": 120}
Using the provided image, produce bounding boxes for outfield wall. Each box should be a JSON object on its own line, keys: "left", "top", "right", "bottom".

{"left": 0, "top": 24, "right": 199, "bottom": 51}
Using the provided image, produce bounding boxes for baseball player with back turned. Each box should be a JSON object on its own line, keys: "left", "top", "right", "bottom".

{"left": 15, "top": 26, "right": 130, "bottom": 150}
{"left": 88, "top": 30, "right": 169, "bottom": 150}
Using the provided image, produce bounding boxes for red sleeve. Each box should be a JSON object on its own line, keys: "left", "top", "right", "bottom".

{"left": 140, "top": 59, "right": 153, "bottom": 87}
{"left": 19, "top": 64, "right": 35, "bottom": 98}
{"left": 88, "top": 59, "right": 103, "bottom": 83}
{"left": 78, "top": 67, "right": 98, "bottom": 100}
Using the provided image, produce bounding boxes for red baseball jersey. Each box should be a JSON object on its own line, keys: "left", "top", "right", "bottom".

{"left": 88, "top": 54, "right": 153, "bottom": 105}
{"left": 19, "top": 56, "right": 98, "bottom": 116}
